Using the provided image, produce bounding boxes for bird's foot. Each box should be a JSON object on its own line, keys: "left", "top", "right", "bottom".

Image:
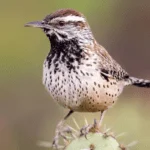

{"left": 52, "top": 121, "right": 75, "bottom": 149}
{"left": 80, "top": 119, "right": 100, "bottom": 138}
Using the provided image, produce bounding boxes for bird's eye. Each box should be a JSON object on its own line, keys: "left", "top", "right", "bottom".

{"left": 58, "top": 21, "right": 65, "bottom": 26}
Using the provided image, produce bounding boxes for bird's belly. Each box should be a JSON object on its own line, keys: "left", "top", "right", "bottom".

{"left": 52, "top": 79, "right": 122, "bottom": 112}
{"left": 75, "top": 95, "right": 117, "bottom": 112}
{"left": 67, "top": 79, "right": 123, "bottom": 112}
{"left": 43, "top": 61, "right": 124, "bottom": 112}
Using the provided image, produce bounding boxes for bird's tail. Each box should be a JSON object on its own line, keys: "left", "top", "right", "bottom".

{"left": 126, "top": 76, "right": 150, "bottom": 88}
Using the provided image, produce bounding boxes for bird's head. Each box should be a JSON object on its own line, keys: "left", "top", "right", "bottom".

{"left": 25, "top": 9, "right": 93, "bottom": 43}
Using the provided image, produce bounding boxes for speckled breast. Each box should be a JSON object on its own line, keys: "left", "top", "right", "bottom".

{"left": 43, "top": 60, "right": 124, "bottom": 112}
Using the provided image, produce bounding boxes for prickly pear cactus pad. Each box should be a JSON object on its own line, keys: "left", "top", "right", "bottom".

{"left": 65, "top": 132, "right": 121, "bottom": 150}
{"left": 38, "top": 119, "right": 136, "bottom": 150}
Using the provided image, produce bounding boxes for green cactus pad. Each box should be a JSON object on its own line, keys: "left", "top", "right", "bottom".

{"left": 65, "top": 132, "right": 121, "bottom": 150}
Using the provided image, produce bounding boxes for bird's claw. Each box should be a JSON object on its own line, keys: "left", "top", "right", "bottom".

{"left": 52, "top": 121, "right": 74, "bottom": 149}
{"left": 80, "top": 119, "right": 100, "bottom": 138}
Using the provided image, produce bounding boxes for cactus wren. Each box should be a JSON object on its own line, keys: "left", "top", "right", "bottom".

{"left": 25, "top": 8, "right": 150, "bottom": 146}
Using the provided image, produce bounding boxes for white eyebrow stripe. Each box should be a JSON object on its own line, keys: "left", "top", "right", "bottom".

{"left": 52, "top": 15, "right": 86, "bottom": 22}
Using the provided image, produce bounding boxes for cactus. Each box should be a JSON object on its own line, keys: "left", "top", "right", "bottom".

{"left": 65, "top": 132, "right": 121, "bottom": 150}
{"left": 64, "top": 119, "right": 127, "bottom": 150}
{"left": 38, "top": 119, "right": 136, "bottom": 150}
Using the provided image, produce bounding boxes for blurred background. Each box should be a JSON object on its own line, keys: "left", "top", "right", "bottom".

{"left": 1, "top": 0, "right": 150, "bottom": 149}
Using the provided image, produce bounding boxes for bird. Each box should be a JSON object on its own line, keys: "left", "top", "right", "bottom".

{"left": 25, "top": 9, "right": 150, "bottom": 148}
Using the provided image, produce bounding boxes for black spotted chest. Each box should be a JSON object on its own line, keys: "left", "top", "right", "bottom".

{"left": 43, "top": 60, "right": 82, "bottom": 106}
{"left": 42, "top": 37, "right": 124, "bottom": 112}
{"left": 43, "top": 59, "right": 124, "bottom": 112}
{"left": 42, "top": 38, "right": 86, "bottom": 106}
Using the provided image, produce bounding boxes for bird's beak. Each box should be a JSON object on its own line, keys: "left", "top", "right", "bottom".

{"left": 24, "top": 21, "right": 50, "bottom": 29}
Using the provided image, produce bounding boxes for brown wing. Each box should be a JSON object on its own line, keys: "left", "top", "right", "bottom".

{"left": 95, "top": 43, "right": 129, "bottom": 81}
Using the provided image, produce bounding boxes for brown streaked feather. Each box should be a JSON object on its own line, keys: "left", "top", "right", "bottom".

{"left": 44, "top": 9, "right": 83, "bottom": 22}
{"left": 93, "top": 41, "right": 129, "bottom": 80}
